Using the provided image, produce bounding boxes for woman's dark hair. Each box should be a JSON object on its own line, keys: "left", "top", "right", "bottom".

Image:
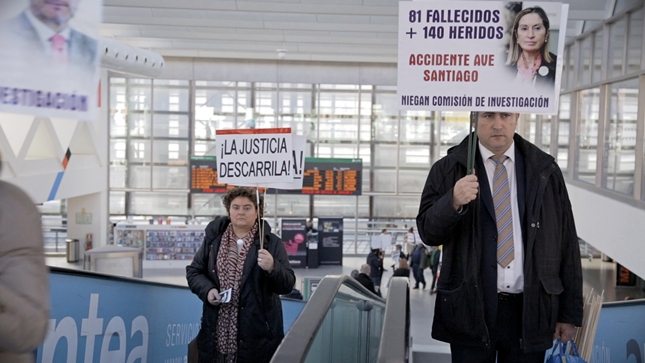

{"left": 506, "top": 6, "right": 553, "bottom": 65}
{"left": 221, "top": 187, "right": 265, "bottom": 216}
{"left": 408, "top": 227, "right": 414, "bottom": 233}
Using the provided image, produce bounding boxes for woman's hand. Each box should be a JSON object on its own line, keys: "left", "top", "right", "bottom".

{"left": 257, "top": 249, "right": 275, "bottom": 273}
{"left": 207, "top": 288, "right": 221, "bottom": 305}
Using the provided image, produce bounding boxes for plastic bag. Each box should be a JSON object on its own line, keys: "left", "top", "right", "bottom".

{"left": 546, "top": 338, "right": 587, "bottom": 363}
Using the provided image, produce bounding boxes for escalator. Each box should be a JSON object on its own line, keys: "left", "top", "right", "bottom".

{"left": 272, "top": 275, "right": 410, "bottom": 363}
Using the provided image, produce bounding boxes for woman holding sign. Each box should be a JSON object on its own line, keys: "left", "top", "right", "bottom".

{"left": 187, "top": 187, "right": 295, "bottom": 363}
{"left": 506, "top": 6, "right": 556, "bottom": 90}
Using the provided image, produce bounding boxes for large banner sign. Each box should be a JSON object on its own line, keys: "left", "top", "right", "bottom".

{"left": 38, "top": 269, "right": 201, "bottom": 363}
{"left": 398, "top": 1, "right": 568, "bottom": 114}
{"left": 0, "top": 0, "right": 102, "bottom": 119}
{"left": 38, "top": 268, "right": 306, "bottom": 363}
{"left": 216, "top": 128, "right": 296, "bottom": 186}
{"left": 590, "top": 300, "right": 645, "bottom": 363}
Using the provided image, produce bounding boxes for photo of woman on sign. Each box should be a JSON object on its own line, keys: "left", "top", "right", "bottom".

{"left": 506, "top": 6, "right": 556, "bottom": 90}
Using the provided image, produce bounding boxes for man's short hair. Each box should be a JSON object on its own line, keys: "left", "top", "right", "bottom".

{"left": 395, "top": 244, "right": 402, "bottom": 250}
{"left": 360, "top": 264, "right": 371, "bottom": 275}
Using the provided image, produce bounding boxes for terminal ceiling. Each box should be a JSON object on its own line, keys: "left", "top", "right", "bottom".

{"left": 101, "top": 0, "right": 615, "bottom": 63}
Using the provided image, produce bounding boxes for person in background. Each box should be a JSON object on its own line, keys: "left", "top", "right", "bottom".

{"left": 410, "top": 241, "right": 427, "bottom": 290}
{"left": 0, "top": 158, "right": 49, "bottom": 363}
{"left": 305, "top": 218, "right": 317, "bottom": 234}
{"left": 355, "top": 264, "right": 378, "bottom": 295}
{"left": 417, "top": 112, "right": 582, "bottom": 363}
{"left": 187, "top": 187, "right": 295, "bottom": 363}
{"left": 391, "top": 244, "right": 406, "bottom": 270}
{"left": 392, "top": 258, "right": 411, "bottom": 279}
{"left": 404, "top": 227, "right": 416, "bottom": 257}
{"left": 428, "top": 246, "right": 442, "bottom": 295}
{"left": 282, "top": 288, "right": 303, "bottom": 300}
{"left": 350, "top": 269, "right": 360, "bottom": 279}
{"left": 506, "top": 6, "right": 556, "bottom": 90}
{"left": 366, "top": 247, "right": 385, "bottom": 297}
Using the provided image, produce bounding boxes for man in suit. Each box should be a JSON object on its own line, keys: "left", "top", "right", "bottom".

{"left": 354, "top": 264, "right": 378, "bottom": 296}
{"left": 417, "top": 112, "right": 582, "bottom": 363}
{"left": 0, "top": 0, "right": 98, "bottom": 87}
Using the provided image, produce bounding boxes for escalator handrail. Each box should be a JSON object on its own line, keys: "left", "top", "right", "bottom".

{"left": 377, "top": 276, "right": 410, "bottom": 363}
{"left": 270, "top": 274, "right": 385, "bottom": 363}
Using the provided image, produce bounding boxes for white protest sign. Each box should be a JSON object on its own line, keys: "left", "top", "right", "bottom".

{"left": 398, "top": 1, "right": 568, "bottom": 114}
{"left": 370, "top": 234, "right": 391, "bottom": 250}
{"left": 261, "top": 134, "right": 306, "bottom": 190}
{"left": 223, "top": 133, "right": 306, "bottom": 189}
{"left": 216, "top": 128, "right": 294, "bottom": 185}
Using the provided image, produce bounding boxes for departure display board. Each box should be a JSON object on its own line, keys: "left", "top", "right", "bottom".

{"left": 190, "top": 156, "right": 231, "bottom": 193}
{"left": 296, "top": 158, "right": 362, "bottom": 195}
{"left": 190, "top": 156, "right": 362, "bottom": 195}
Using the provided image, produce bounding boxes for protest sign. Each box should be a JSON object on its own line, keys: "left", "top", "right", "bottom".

{"left": 370, "top": 234, "right": 389, "bottom": 251}
{"left": 398, "top": 1, "right": 568, "bottom": 114}
{"left": 234, "top": 134, "right": 306, "bottom": 190}
{"left": 216, "top": 128, "right": 294, "bottom": 185}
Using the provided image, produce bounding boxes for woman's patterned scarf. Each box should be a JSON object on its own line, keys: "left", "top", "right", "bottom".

{"left": 516, "top": 52, "right": 542, "bottom": 84}
{"left": 214, "top": 221, "right": 258, "bottom": 362}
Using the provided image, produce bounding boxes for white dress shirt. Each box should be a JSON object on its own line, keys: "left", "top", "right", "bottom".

{"left": 479, "top": 141, "right": 524, "bottom": 294}
{"left": 25, "top": 9, "right": 71, "bottom": 57}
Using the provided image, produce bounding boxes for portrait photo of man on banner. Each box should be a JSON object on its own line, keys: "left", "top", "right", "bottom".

{"left": 0, "top": 0, "right": 101, "bottom": 119}
{"left": 397, "top": 1, "right": 568, "bottom": 115}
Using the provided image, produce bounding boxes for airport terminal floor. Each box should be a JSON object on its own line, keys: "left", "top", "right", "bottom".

{"left": 46, "top": 249, "right": 645, "bottom": 361}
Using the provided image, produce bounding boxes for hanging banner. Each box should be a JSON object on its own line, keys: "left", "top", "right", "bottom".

{"left": 281, "top": 219, "right": 307, "bottom": 268}
{"left": 0, "top": 0, "right": 102, "bottom": 119}
{"left": 398, "top": 1, "right": 568, "bottom": 114}
{"left": 318, "top": 218, "right": 343, "bottom": 266}
{"left": 215, "top": 128, "right": 294, "bottom": 185}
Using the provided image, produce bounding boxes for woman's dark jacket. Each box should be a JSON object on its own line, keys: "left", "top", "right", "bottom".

{"left": 416, "top": 134, "right": 582, "bottom": 353}
{"left": 392, "top": 268, "right": 411, "bottom": 278}
{"left": 535, "top": 52, "right": 557, "bottom": 89}
{"left": 186, "top": 217, "right": 295, "bottom": 363}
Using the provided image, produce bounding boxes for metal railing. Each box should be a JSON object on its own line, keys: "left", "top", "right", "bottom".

{"left": 271, "top": 274, "right": 410, "bottom": 363}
